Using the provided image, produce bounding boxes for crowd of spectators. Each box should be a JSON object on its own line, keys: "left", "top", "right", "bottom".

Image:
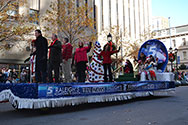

{"left": 0, "top": 68, "right": 29, "bottom": 83}
{"left": 176, "top": 71, "right": 188, "bottom": 82}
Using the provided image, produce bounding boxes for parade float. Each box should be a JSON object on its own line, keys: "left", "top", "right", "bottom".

{"left": 0, "top": 39, "right": 175, "bottom": 109}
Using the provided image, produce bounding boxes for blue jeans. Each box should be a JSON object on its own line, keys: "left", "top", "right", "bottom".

{"left": 103, "top": 63, "right": 112, "bottom": 82}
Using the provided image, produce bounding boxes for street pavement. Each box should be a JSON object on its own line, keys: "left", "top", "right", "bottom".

{"left": 0, "top": 86, "right": 188, "bottom": 125}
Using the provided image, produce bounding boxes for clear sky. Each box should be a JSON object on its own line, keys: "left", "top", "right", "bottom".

{"left": 152, "top": 0, "right": 188, "bottom": 27}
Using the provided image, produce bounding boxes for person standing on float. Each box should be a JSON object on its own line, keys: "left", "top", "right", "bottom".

{"left": 32, "top": 29, "right": 48, "bottom": 83}
{"left": 62, "top": 37, "right": 73, "bottom": 83}
{"left": 48, "top": 34, "right": 62, "bottom": 83}
{"left": 74, "top": 41, "right": 92, "bottom": 82}
{"left": 98, "top": 45, "right": 120, "bottom": 82}
{"left": 104, "top": 33, "right": 116, "bottom": 51}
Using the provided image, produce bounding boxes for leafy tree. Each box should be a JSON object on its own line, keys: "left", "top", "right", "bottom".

{"left": 0, "top": 0, "right": 36, "bottom": 50}
{"left": 42, "top": 0, "right": 97, "bottom": 47}
{"left": 100, "top": 25, "right": 155, "bottom": 74}
{"left": 100, "top": 25, "right": 155, "bottom": 61}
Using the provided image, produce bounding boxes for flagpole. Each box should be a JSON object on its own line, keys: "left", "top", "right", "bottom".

{"left": 30, "top": 43, "right": 32, "bottom": 83}
{"left": 168, "top": 17, "right": 173, "bottom": 72}
{"left": 168, "top": 17, "right": 172, "bottom": 48}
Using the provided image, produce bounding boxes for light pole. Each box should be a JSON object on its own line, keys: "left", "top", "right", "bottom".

{"left": 168, "top": 17, "right": 174, "bottom": 72}
{"left": 174, "top": 48, "right": 178, "bottom": 72}
{"left": 174, "top": 48, "right": 178, "bottom": 81}
{"left": 169, "top": 47, "right": 178, "bottom": 73}
{"left": 120, "top": 29, "right": 123, "bottom": 59}
{"left": 169, "top": 47, "right": 173, "bottom": 72}
{"left": 168, "top": 17, "right": 172, "bottom": 48}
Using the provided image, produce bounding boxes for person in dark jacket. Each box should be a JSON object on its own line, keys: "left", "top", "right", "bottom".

{"left": 0, "top": 69, "right": 5, "bottom": 83}
{"left": 103, "top": 33, "right": 116, "bottom": 51}
{"left": 124, "top": 59, "right": 133, "bottom": 74}
{"left": 32, "top": 29, "right": 48, "bottom": 83}
{"left": 48, "top": 34, "right": 62, "bottom": 83}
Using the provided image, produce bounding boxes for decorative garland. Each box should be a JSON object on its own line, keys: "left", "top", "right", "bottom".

{"left": 0, "top": 81, "right": 175, "bottom": 109}
{"left": 0, "top": 88, "right": 175, "bottom": 109}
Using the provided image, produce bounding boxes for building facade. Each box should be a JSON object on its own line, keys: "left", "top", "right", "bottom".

{"left": 0, "top": 0, "right": 54, "bottom": 65}
{"left": 152, "top": 16, "right": 169, "bottom": 31}
{"left": 0, "top": 0, "right": 152, "bottom": 65}
{"left": 153, "top": 24, "right": 188, "bottom": 70}
{"left": 95, "top": 0, "right": 152, "bottom": 46}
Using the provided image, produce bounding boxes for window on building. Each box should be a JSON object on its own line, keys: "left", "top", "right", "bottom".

{"left": 29, "top": 9, "right": 39, "bottom": 24}
{"left": 116, "top": 0, "right": 119, "bottom": 27}
{"left": 123, "top": 0, "right": 126, "bottom": 35}
{"left": 76, "top": 0, "right": 79, "bottom": 7}
{"left": 183, "top": 38, "right": 186, "bottom": 46}
{"left": 128, "top": 0, "right": 131, "bottom": 37}
{"left": 29, "top": 0, "right": 40, "bottom": 10}
{"left": 162, "top": 30, "right": 167, "bottom": 36}
{"left": 173, "top": 39, "right": 176, "bottom": 47}
{"left": 157, "top": 21, "right": 159, "bottom": 30}
{"left": 133, "top": 0, "right": 136, "bottom": 38}
{"left": 93, "top": 0, "right": 97, "bottom": 29}
{"left": 138, "top": 0, "right": 141, "bottom": 37}
{"left": 29, "top": 0, "right": 40, "bottom": 24}
{"left": 158, "top": 31, "right": 161, "bottom": 36}
{"left": 101, "top": 0, "right": 104, "bottom": 31}
{"left": 109, "top": 0, "right": 111, "bottom": 29}
{"left": 183, "top": 51, "right": 187, "bottom": 60}
{"left": 142, "top": 0, "right": 145, "bottom": 29}
{"left": 6, "top": 1, "right": 19, "bottom": 19}
{"left": 85, "top": 0, "right": 88, "bottom": 18}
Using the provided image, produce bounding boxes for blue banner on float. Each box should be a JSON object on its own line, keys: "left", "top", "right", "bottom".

{"left": 126, "top": 81, "right": 169, "bottom": 92}
{"left": 38, "top": 83, "right": 126, "bottom": 98}
{"left": 0, "top": 81, "right": 175, "bottom": 99}
{"left": 38, "top": 81, "right": 174, "bottom": 98}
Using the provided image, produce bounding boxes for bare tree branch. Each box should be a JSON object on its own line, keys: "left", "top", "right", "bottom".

{"left": 0, "top": 0, "right": 12, "bottom": 12}
{"left": 43, "top": 0, "right": 96, "bottom": 45}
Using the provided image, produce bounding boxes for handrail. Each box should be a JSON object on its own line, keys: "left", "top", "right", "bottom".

{"left": 112, "top": 65, "right": 124, "bottom": 74}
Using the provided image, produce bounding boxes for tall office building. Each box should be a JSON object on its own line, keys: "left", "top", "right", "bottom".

{"left": 153, "top": 24, "right": 188, "bottom": 70}
{"left": 94, "top": 0, "right": 152, "bottom": 45}
{"left": 152, "top": 16, "right": 169, "bottom": 31}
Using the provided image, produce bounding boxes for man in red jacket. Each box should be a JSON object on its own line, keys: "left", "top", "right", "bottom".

{"left": 62, "top": 38, "right": 73, "bottom": 83}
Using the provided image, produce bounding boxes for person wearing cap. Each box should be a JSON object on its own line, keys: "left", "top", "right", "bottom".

{"left": 103, "top": 33, "right": 116, "bottom": 51}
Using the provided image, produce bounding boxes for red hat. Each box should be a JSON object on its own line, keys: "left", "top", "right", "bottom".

{"left": 146, "top": 56, "right": 150, "bottom": 61}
